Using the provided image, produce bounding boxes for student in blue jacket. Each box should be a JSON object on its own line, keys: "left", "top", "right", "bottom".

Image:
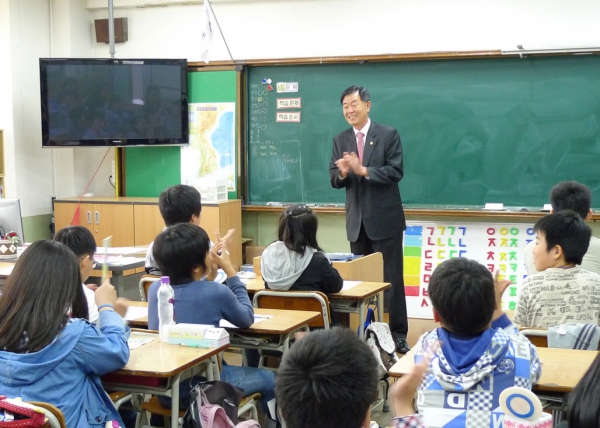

{"left": 0, "top": 240, "right": 130, "bottom": 427}
{"left": 147, "top": 223, "right": 276, "bottom": 417}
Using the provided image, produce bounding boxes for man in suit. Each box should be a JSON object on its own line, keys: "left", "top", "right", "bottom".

{"left": 329, "top": 85, "right": 409, "bottom": 353}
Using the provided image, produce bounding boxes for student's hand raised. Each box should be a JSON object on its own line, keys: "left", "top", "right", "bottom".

{"left": 391, "top": 361, "right": 427, "bottom": 417}
{"left": 211, "top": 240, "right": 236, "bottom": 278}
{"left": 95, "top": 279, "right": 117, "bottom": 310}
{"left": 492, "top": 271, "right": 512, "bottom": 321}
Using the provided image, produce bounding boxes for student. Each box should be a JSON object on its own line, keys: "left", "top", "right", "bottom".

{"left": 515, "top": 210, "right": 600, "bottom": 328}
{"left": 415, "top": 257, "right": 541, "bottom": 428}
{"left": 54, "top": 225, "right": 100, "bottom": 323}
{"left": 275, "top": 327, "right": 378, "bottom": 428}
{"left": 556, "top": 351, "right": 600, "bottom": 428}
{"left": 147, "top": 223, "right": 276, "bottom": 415}
{"left": 0, "top": 240, "right": 130, "bottom": 427}
{"left": 145, "top": 184, "right": 233, "bottom": 280}
{"left": 261, "top": 204, "right": 343, "bottom": 294}
{"left": 525, "top": 181, "right": 600, "bottom": 276}
{"left": 276, "top": 326, "right": 429, "bottom": 428}
{"left": 145, "top": 184, "right": 203, "bottom": 275}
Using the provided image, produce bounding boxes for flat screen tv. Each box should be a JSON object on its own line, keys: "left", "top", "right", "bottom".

{"left": 40, "top": 58, "right": 188, "bottom": 147}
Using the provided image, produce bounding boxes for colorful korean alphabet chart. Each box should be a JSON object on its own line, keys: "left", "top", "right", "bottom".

{"left": 404, "top": 221, "right": 535, "bottom": 319}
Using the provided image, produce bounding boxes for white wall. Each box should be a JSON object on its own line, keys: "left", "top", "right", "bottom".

{"left": 87, "top": 0, "right": 600, "bottom": 61}
{"left": 4, "top": 0, "right": 600, "bottom": 218}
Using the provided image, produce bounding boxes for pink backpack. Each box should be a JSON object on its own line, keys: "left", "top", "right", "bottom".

{"left": 185, "top": 388, "right": 260, "bottom": 428}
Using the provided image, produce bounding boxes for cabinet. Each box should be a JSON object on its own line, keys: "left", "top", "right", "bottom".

{"left": 0, "top": 130, "right": 4, "bottom": 197}
{"left": 54, "top": 197, "right": 243, "bottom": 268}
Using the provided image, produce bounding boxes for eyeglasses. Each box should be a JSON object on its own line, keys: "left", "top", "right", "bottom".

{"left": 284, "top": 204, "right": 312, "bottom": 216}
{"left": 80, "top": 256, "right": 98, "bottom": 269}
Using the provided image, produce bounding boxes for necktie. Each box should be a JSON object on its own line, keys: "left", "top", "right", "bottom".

{"left": 357, "top": 131, "right": 365, "bottom": 163}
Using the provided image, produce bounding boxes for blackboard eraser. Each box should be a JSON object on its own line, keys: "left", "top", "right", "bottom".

{"left": 484, "top": 203, "right": 504, "bottom": 210}
{"left": 541, "top": 204, "right": 552, "bottom": 211}
{"left": 266, "top": 202, "right": 284, "bottom": 207}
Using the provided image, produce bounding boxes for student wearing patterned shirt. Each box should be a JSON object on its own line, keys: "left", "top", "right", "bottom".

{"left": 414, "top": 258, "right": 541, "bottom": 428}
{"left": 515, "top": 210, "right": 600, "bottom": 328}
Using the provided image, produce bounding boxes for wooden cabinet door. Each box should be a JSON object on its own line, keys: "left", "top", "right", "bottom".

{"left": 134, "top": 204, "right": 164, "bottom": 246}
{"left": 91, "top": 203, "right": 134, "bottom": 247}
{"left": 55, "top": 202, "right": 94, "bottom": 235}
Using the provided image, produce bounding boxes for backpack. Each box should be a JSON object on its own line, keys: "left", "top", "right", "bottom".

{"left": 361, "top": 308, "right": 400, "bottom": 378}
{"left": 183, "top": 382, "right": 260, "bottom": 428}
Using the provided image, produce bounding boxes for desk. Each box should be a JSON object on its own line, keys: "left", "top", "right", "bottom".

{"left": 104, "top": 331, "right": 227, "bottom": 428}
{"left": 124, "top": 304, "right": 318, "bottom": 366}
{"left": 245, "top": 277, "right": 390, "bottom": 337}
{"left": 389, "top": 348, "right": 598, "bottom": 394}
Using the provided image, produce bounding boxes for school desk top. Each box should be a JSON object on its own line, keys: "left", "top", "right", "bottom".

{"left": 125, "top": 305, "right": 319, "bottom": 336}
{"left": 389, "top": 347, "right": 598, "bottom": 393}
{"left": 243, "top": 277, "right": 391, "bottom": 301}
{"left": 110, "top": 331, "right": 228, "bottom": 378}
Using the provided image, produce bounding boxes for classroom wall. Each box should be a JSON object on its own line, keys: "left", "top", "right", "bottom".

{"left": 4, "top": 0, "right": 600, "bottom": 240}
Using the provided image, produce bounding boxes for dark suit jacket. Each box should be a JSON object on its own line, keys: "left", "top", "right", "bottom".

{"left": 329, "top": 121, "right": 406, "bottom": 242}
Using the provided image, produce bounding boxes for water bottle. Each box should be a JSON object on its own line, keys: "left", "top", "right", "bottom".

{"left": 157, "top": 276, "right": 174, "bottom": 342}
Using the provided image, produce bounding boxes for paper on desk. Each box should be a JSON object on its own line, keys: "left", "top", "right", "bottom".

{"left": 124, "top": 306, "right": 148, "bottom": 321}
{"left": 342, "top": 280, "right": 361, "bottom": 291}
{"left": 219, "top": 314, "right": 273, "bottom": 329}
{"left": 96, "top": 246, "right": 148, "bottom": 255}
{"left": 128, "top": 337, "right": 153, "bottom": 350}
{"left": 0, "top": 265, "right": 14, "bottom": 276}
{"left": 95, "top": 255, "right": 144, "bottom": 266}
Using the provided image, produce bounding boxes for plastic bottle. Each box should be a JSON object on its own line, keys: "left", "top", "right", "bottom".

{"left": 157, "top": 276, "right": 175, "bottom": 342}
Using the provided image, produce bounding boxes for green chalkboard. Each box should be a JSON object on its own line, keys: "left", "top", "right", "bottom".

{"left": 247, "top": 56, "right": 600, "bottom": 207}
{"left": 125, "top": 70, "right": 238, "bottom": 197}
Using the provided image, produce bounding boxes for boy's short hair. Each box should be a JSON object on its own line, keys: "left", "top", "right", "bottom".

{"left": 153, "top": 223, "right": 210, "bottom": 285}
{"left": 429, "top": 258, "right": 495, "bottom": 335}
{"left": 534, "top": 210, "right": 591, "bottom": 265}
{"left": 550, "top": 181, "right": 592, "bottom": 219}
{"left": 53, "top": 226, "right": 96, "bottom": 258}
{"left": 276, "top": 327, "right": 378, "bottom": 428}
{"left": 158, "top": 185, "right": 202, "bottom": 227}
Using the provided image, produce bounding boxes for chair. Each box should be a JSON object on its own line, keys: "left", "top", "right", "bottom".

{"left": 252, "top": 256, "right": 262, "bottom": 276}
{"left": 519, "top": 327, "right": 549, "bottom": 348}
{"left": 109, "top": 390, "right": 132, "bottom": 410}
{"left": 139, "top": 274, "right": 160, "bottom": 301}
{"left": 29, "top": 402, "right": 66, "bottom": 428}
{"left": 253, "top": 289, "right": 331, "bottom": 329}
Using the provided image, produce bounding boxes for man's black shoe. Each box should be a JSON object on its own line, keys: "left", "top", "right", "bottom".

{"left": 395, "top": 338, "right": 410, "bottom": 354}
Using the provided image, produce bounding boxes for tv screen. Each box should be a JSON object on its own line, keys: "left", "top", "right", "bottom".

{"left": 40, "top": 58, "right": 188, "bottom": 147}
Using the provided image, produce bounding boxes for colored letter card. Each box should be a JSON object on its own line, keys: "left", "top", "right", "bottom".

{"left": 404, "top": 221, "right": 534, "bottom": 319}
{"left": 276, "top": 98, "right": 302, "bottom": 109}
{"left": 276, "top": 112, "right": 301, "bottom": 122}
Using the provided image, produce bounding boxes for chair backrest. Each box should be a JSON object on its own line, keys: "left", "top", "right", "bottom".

{"left": 139, "top": 274, "right": 161, "bottom": 301}
{"left": 253, "top": 256, "right": 262, "bottom": 277}
{"left": 29, "top": 402, "right": 66, "bottom": 428}
{"left": 252, "top": 290, "right": 331, "bottom": 329}
{"left": 519, "top": 327, "right": 548, "bottom": 347}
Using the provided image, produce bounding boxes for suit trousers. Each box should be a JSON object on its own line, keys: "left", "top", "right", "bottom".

{"left": 350, "top": 223, "right": 408, "bottom": 337}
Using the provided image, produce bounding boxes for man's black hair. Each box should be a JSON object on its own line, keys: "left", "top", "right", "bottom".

{"left": 428, "top": 258, "right": 496, "bottom": 335}
{"left": 158, "top": 184, "right": 202, "bottom": 227}
{"left": 153, "top": 223, "right": 210, "bottom": 285}
{"left": 533, "top": 210, "right": 591, "bottom": 265}
{"left": 549, "top": 181, "right": 592, "bottom": 219}
{"left": 276, "top": 327, "right": 378, "bottom": 428}
{"left": 340, "top": 86, "right": 370, "bottom": 105}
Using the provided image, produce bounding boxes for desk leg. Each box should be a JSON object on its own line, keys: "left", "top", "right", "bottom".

{"left": 211, "top": 355, "right": 221, "bottom": 381}
{"left": 377, "top": 291, "right": 384, "bottom": 323}
{"left": 113, "top": 272, "right": 125, "bottom": 296}
{"left": 171, "top": 374, "right": 181, "bottom": 428}
{"left": 358, "top": 301, "right": 366, "bottom": 339}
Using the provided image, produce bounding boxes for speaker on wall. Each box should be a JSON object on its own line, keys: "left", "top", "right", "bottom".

{"left": 94, "top": 18, "right": 128, "bottom": 43}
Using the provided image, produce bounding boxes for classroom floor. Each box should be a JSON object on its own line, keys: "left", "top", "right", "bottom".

{"left": 225, "top": 314, "right": 438, "bottom": 428}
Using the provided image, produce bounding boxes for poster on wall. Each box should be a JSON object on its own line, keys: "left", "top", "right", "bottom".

{"left": 181, "top": 102, "right": 236, "bottom": 191}
{"left": 405, "top": 221, "right": 535, "bottom": 319}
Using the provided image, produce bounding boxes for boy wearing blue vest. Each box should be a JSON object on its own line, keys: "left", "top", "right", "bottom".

{"left": 414, "top": 258, "right": 541, "bottom": 428}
